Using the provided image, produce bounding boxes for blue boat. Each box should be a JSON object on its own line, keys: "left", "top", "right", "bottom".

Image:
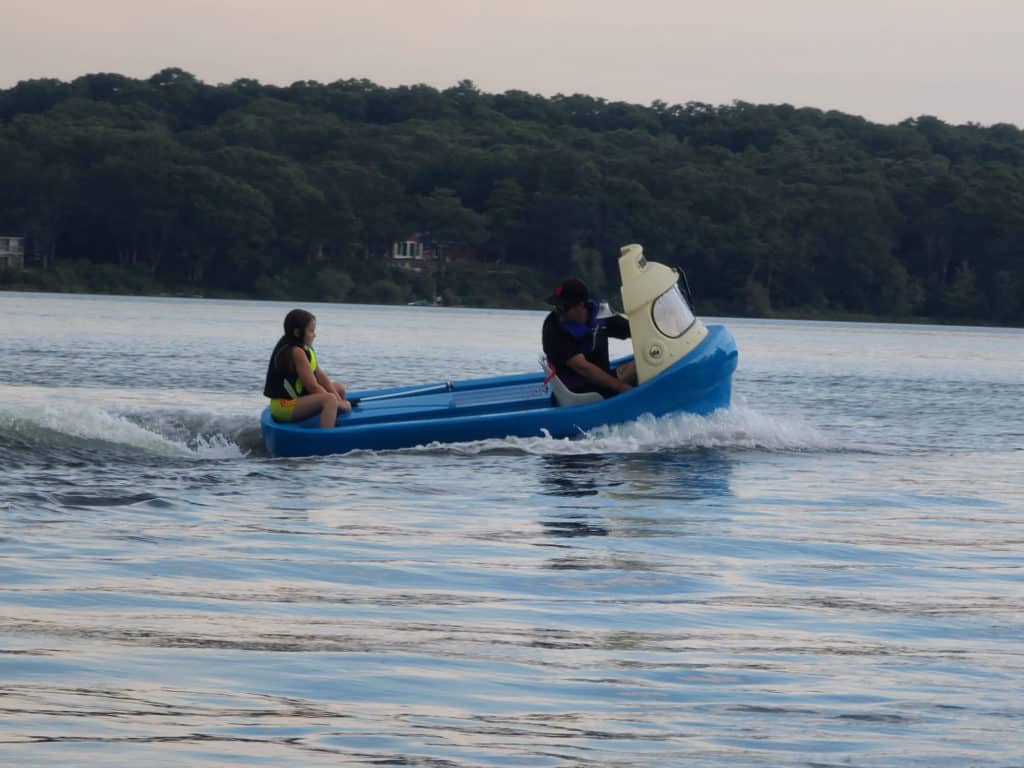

{"left": 261, "top": 244, "right": 739, "bottom": 457}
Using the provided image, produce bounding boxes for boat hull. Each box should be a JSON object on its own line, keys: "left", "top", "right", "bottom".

{"left": 261, "top": 324, "right": 738, "bottom": 457}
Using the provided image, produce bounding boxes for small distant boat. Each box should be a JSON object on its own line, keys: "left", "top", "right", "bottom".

{"left": 261, "top": 245, "right": 738, "bottom": 457}
{"left": 407, "top": 296, "right": 443, "bottom": 306}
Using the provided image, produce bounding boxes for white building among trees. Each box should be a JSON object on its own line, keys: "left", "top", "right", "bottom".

{"left": 0, "top": 236, "right": 24, "bottom": 269}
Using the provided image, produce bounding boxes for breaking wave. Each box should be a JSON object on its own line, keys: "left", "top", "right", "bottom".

{"left": 1, "top": 396, "right": 846, "bottom": 464}
{"left": 398, "top": 405, "right": 844, "bottom": 457}
{"left": 0, "top": 402, "right": 258, "bottom": 461}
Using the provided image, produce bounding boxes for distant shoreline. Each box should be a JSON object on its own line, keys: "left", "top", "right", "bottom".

{"left": 3, "top": 284, "right": 1016, "bottom": 329}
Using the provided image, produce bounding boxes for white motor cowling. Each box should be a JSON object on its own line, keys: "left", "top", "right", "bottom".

{"left": 618, "top": 243, "right": 708, "bottom": 384}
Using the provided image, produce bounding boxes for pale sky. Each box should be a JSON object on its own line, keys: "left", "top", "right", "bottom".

{"left": 3, "top": 0, "right": 1023, "bottom": 126}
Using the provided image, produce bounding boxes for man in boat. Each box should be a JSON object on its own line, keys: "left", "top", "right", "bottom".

{"left": 542, "top": 278, "right": 638, "bottom": 398}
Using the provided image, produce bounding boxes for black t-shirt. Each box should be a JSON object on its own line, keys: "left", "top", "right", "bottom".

{"left": 542, "top": 308, "right": 630, "bottom": 392}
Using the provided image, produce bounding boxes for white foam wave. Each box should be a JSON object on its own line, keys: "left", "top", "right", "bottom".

{"left": 0, "top": 402, "right": 249, "bottom": 460}
{"left": 2, "top": 389, "right": 838, "bottom": 461}
{"left": 401, "top": 406, "right": 840, "bottom": 457}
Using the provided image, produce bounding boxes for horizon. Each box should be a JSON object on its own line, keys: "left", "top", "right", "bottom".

{"left": 2, "top": 1, "right": 1022, "bottom": 129}
{"left": 1, "top": 67, "right": 1016, "bottom": 133}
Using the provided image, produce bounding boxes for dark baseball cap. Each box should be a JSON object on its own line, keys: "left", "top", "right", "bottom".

{"left": 545, "top": 278, "right": 589, "bottom": 308}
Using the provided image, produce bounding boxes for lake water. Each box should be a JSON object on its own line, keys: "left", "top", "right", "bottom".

{"left": 1, "top": 292, "right": 1022, "bottom": 767}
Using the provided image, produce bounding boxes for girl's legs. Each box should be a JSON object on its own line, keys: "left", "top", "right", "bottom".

{"left": 290, "top": 393, "right": 339, "bottom": 428}
{"left": 330, "top": 380, "right": 353, "bottom": 414}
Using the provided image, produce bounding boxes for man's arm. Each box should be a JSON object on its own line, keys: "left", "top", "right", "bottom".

{"left": 565, "top": 353, "right": 632, "bottom": 394}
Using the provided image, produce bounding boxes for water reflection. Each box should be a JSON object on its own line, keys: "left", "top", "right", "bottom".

{"left": 538, "top": 454, "right": 616, "bottom": 498}
{"left": 537, "top": 451, "right": 736, "bottom": 554}
{"left": 618, "top": 450, "right": 736, "bottom": 501}
{"left": 540, "top": 516, "right": 610, "bottom": 538}
{"left": 539, "top": 450, "right": 735, "bottom": 503}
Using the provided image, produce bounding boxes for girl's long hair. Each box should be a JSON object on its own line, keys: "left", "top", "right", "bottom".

{"left": 276, "top": 309, "right": 316, "bottom": 373}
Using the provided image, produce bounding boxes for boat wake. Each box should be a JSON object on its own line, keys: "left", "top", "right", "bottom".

{"left": 0, "top": 401, "right": 257, "bottom": 462}
{"left": 2, "top": 398, "right": 842, "bottom": 464}
{"left": 398, "top": 405, "right": 843, "bottom": 457}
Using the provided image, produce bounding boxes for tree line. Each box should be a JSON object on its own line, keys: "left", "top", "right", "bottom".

{"left": 1, "top": 68, "right": 1022, "bottom": 322}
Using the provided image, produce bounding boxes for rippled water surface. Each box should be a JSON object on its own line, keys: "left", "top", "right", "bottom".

{"left": 1, "top": 293, "right": 1022, "bottom": 767}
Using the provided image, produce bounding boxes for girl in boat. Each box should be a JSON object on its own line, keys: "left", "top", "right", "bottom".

{"left": 263, "top": 309, "right": 352, "bottom": 428}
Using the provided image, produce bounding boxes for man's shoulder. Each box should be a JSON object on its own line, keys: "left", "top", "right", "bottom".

{"left": 541, "top": 311, "right": 561, "bottom": 336}
{"left": 542, "top": 311, "right": 570, "bottom": 355}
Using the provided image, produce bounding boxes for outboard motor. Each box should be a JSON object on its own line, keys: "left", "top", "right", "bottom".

{"left": 618, "top": 243, "right": 708, "bottom": 385}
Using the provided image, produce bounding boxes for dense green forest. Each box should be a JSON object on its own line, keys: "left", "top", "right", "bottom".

{"left": 1, "top": 68, "right": 1023, "bottom": 322}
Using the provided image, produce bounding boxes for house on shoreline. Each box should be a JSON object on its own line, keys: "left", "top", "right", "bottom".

{"left": 386, "top": 233, "right": 478, "bottom": 273}
{"left": 0, "top": 236, "right": 24, "bottom": 269}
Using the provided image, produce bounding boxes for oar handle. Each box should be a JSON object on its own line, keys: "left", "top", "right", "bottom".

{"left": 353, "top": 380, "right": 454, "bottom": 404}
